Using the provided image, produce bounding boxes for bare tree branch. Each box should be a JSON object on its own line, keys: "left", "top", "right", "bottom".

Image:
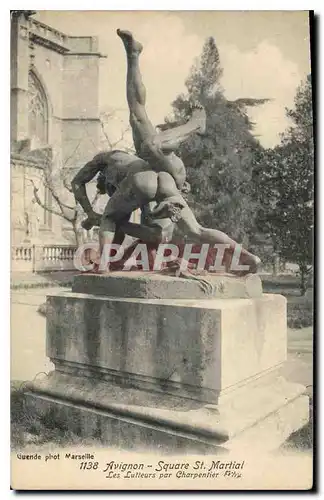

{"left": 26, "top": 111, "right": 132, "bottom": 246}
{"left": 81, "top": 120, "right": 101, "bottom": 152}
{"left": 92, "top": 192, "right": 100, "bottom": 206}
{"left": 62, "top": 175, "right": 73, "bottom": 194}
{"left": 99, "top": 110, "right": 132, "bottom": 152}
{"left": 40, "top": 168, "right": 76, "bottom": 212}
{"left": 29, "top": 162, "right": 77, "bottom": 219}
{"left": 62, "top": 140, "right": 82, "bottom": 169}
{"left": 99, "top": 118, "right": 113, "bottom": 150}
{"left": 30, "top": 179, "right": 74, "bottom": 222}
{"left": 109, "top": 125, "right": 131, "bottom": 149}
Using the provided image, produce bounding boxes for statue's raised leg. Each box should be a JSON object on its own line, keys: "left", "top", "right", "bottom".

{"left": 118, "top": 29, "right": 191, "bottom": 190}
{"left": 117, "top": 29, "right": 156, "bottom": 154}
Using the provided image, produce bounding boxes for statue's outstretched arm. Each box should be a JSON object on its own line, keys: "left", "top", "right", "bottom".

{"left": 157, "top": 105, "right": 207, "bottom": 152}
{"left": 71, "top": 158, "right": 102, "bottom": 216}
{"left": 156, "top": 117, "right": 188, "bottom": 132}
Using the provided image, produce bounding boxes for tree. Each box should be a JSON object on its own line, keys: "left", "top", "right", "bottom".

{"left": 167, "top": 37, "right": 269, "bottom": 244}
{"left": 30, "top": 146, "right": 95, "bottom": 246}
{"left": 99, "top": 110, "right": 133, "bottom": 153}
{"left": 252, "top": 146, "right": 289, "bottom": 273}
{"left": 185, "top": 36, "right": 223, "bottom": 105}
{"left": 30, "top": 112, "right": 131, "bottom": 245}
{"left": 284, "top": 74, "right": 313, "bottom": 146}
{"left": 253, "top": 76, "right": 314, "bottom": 293}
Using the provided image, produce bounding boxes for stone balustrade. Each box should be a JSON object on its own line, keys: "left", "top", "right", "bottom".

{"left": 28, "top": 18, "right": 68, "bottom": 50}
{"left": 11, "top": 243, "right": 77, "bottom": 272}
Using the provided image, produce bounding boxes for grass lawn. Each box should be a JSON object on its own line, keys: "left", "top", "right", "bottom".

{"left": 11, "top": 382, "right": 100, "bottom": 451}
{"left": 261, "top": 274, "right": 314, "bottom": 329}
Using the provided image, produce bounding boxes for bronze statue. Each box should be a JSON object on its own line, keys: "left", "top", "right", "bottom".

{"left": 71, "top": 30, "right": 260, "bottom": 274}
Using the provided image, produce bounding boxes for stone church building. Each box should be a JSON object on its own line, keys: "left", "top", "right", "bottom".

{"left": 11, "top": 11, "right": 105, "bottom": 247}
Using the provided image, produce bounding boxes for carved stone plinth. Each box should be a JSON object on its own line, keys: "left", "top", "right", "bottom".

{"left": 26, "top": 273, "right": 309, "bottom": 453}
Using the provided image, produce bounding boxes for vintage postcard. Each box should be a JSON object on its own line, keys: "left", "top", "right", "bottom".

{"left": 10, "top": 10, "right": 314, "bottom": 491}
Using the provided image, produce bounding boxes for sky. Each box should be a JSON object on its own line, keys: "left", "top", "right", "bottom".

{"left": 36, "top": 10, "right": 311, "bottom": 148}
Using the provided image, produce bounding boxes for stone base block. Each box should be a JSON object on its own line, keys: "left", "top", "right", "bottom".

{"left": 46, "top": 292, "right": 287, "bottom": 404}
{"left": 25, "top": 370, "right": 309, "bottom": 454}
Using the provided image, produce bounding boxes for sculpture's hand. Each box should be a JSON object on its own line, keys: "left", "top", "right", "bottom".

{"left": 81, "top": 211, "right": 102, "bottom": 230}
{"left": 181, "top": 181, "right": 191, "bottom": 195}
{"left": 150, "top": 200, "right": 185, "bottom": 222}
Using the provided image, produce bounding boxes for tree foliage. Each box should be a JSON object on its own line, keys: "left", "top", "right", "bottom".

{"left": 168, "top": 37, "right": 268, "bottom": 243}
{"left": 253, "top": 76, "right": 314, "bottom": 293}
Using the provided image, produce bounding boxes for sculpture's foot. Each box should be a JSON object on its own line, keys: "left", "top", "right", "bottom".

{"left": 117, "top": 29, "right": 143, "bottom": 55}
{"left": 82, "top": 263, "right": 112, "bottom": 275}
{"left": 235, "top": 255, "right": 261, "bottom": 276}
{"left": 250, "top": 255, "right": 261, "bottom": 274}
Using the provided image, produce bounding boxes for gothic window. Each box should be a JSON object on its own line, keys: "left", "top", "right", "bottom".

{"left": 28, "top": 71, "right": 52, "bottom": 228}
{"left": 28, "top": 71, "right": 48, "bottom": 147}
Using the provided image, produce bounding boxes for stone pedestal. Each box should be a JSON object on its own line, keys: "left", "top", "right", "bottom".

{"left": 26, "top": 272, "right": 309, "bottom": 453}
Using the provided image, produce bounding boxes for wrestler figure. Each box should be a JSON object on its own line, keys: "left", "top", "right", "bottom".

{"left": 71, "top": 30, "right": 260, "bottom": 273}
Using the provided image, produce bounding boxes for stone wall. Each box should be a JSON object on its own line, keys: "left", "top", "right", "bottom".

{"left": 10, "top": 13, "right": 105, "bottom": 245}
{"left": 11, "top": 153, "right": 46, "bottom": 243}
